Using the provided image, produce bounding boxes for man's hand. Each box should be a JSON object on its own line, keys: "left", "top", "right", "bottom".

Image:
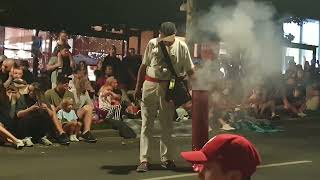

{"left": 134, "top": 88, "right": 142, "bottom": 101}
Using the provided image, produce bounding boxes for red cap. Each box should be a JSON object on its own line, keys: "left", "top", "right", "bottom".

{"left": 181, "top": 134, "right": 261, "bottom": 177}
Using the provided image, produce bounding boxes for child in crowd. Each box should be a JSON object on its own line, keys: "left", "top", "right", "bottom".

{"left": 57, "top": 97, "right": 82, "bottom": 142}
{"left": 98, "top": 84, "right": 122, "bottom": 120}
{"left": 10, "top": 66, "right": 29, "bottom": 95}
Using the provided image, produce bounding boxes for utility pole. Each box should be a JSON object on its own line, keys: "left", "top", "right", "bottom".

{"left": 185, "top": 0, "right": 199, "bottom": 52}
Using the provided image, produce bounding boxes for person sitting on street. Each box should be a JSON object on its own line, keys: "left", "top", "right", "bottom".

{"left": 15, "top": 82, "right": 70, "bottom": 146}
{"left": 245, "top": 85, "right": 278, "bottom": 120}
{"left": 45, "top": 73, "right": 97, "bottom": 143}
{"left": 283, "top": 78, "right": 307, "bottom": 118}
{"left": 0, "top": 82, "right": 24, "bottom": 149}
{"left": 57, "top": 97, "right": 82, "bottom": 142}
{"left": 99, "top": 84, "right": 122, "bottom": 121}
{"left": 209, "top": 86, "right": 236, "bottom": 131}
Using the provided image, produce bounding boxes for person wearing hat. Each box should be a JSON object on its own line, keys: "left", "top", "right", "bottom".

{"left": 134, "top": 22, "right": 195, "bottom": 172}
{"left": 181, "top": 134, "right": 261, "bottom": 180}
{"left": 45, "top": 73, "right": 97, "bottom": 143}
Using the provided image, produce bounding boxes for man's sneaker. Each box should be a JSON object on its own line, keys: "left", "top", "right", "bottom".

{"left": 57, "top": 133, "right": 70, "bottom": 145}
{"left": 161, "top": 160, "right": 176, "bottom": 170}
{"left": 15, "top": 139, "right": 24, "bottom": 149}
{"left": 69, "top": 135, "right": 80, "bottom": 142}
{"left": 221, "top": 124, "right": 236, "bottom": 131}
{"left": 40, "top": 136, "right": 53, "bottom": 146}
{"left": 22, "top": 137, "right": 34, "bottom": 147}
{"left": 298, "top": 112, "right": 307, "bottom": 118}
{"left": 136, "top": 162, "right": 150, "bottom": 172}
{"left": 79, "top": 131, "right": 97, "bottom": 143}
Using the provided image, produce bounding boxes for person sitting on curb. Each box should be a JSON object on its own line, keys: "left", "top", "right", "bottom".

{"left": 181, "top": 134, "right": 261, "bottom": 180}
{"left": 45, "top": 74, "right": 97, "bottom": 143}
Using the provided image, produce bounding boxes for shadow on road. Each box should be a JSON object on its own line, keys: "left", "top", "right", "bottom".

{"left": 100, "top": 164, "right": 193, "bottom": 175}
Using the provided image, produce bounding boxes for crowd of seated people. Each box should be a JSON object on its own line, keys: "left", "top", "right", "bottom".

{"left": 0, "top": 31, "right": 143, "bottom": 149}
{"left": 2, "top": 30, "right": 319, "bottom": 149}
{"left": 205, "top": 58, "right": 320, "bottom": 131}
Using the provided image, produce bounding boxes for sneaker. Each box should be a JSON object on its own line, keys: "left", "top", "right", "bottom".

{"left": 79, "top": 131, "right": 97, "bottom": 143}
{"left": 22, "top": 137, "right": 34, "bottom": 147}
{"left": 40, "top": 136, "right": 53, "bottom": 146}
{"left": 221, "top": 124, "right": 236, "bottom": 131}
{"left": 298, "top": 112, "right": 307, "bottom": 118}
{"left": 69, "top": 135, "right": 79, "bottom": 142}
{"left": 57, "top": 133, "right": 70, "bottom": 145}
{"left": 270, "top": 114, "right": 280, "bottom": 120}
{"left": 15, "top": 139, "right": 24, "bottom": 149}
{"left": 136, "top": 162, "right": 150, "bottom": 172}
{"left": 161, "top": 160, "right": 176, "bottom": 170}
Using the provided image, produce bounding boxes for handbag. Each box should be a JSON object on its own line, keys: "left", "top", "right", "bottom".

{"left": 158, "top": 41, "right": 191, "bottom": 108}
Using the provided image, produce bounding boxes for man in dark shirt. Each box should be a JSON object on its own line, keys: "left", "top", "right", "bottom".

{"left": 122, "top": 48, "right": 142, "bottom": 90}
{"left": 102, "top": 45, "right": 128, "bottom": 88}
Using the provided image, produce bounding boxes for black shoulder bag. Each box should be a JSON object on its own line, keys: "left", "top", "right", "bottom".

{"left": 158, "top": 41, "right": 191, "bottom": 108}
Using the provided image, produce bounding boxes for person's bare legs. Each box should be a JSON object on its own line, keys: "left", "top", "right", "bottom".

{"left": 260, "top": 100, "right": 276, "bottom": 117}
{"left": 77, "top": 105, "right": 93, "bottom": 133}
{"left": 0, "top": 123, "right": 20, "bottom": 145}
{"left": 48, "top": 105, "right": 65, "bottom": 135}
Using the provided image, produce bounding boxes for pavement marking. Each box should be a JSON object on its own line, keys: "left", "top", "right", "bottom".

{"left": 258, "top": 160, "right": 312, "bottom": 168}
{"left": 141, "top": 160, "right": 312, "bottom": 180}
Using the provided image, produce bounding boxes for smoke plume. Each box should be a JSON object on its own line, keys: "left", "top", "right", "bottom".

{"left": 193, "top": 0, "right": 283, "bottom": 92}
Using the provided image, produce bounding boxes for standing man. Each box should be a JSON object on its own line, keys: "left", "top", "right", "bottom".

{"left": 181, "top": 134, "right": 261, "bottom": 180}
{"left": 135, "top": 22, "right": 195, "bottom": 172}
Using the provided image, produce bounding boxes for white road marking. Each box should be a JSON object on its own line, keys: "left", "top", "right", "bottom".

{"left": 141, "top": 160, "right": 312, "bottom": 180}
{"left": 258, "top": 160, "right": 312, "bottom": 168}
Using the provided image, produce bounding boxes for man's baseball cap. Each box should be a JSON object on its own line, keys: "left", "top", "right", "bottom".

{"left": 57, "top": 73, "right": 72, "bottom": 84}
{"left": 181, "top": 134, "right": 261, "bottom": 177}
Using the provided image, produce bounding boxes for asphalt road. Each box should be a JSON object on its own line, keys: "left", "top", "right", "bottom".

{"left": 0, "top": 118, "right": 319, "bottom": 180}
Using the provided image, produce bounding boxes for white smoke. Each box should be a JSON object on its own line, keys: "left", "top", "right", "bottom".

{"left": 193, "top": 0, "right": 283, "bottom": 92}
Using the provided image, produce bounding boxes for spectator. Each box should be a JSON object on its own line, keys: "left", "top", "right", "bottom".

{"left": 122, "top": 48, "right": 141, "bottom": 90}
{"left": 97, "top": 65, "right": 114, "bottom": 90}
{"left": 246, "top": 85, "right": 278, "bottom": 119}
{"left": 52, "top": 30, "right": 71, "bottom": 56}
{"left": 283, "top": 78, "right": 307, "bottom": 117}
{"left": 57, "top": 97, "right": 82, "bottom": 142}
{"left": 0, "top": 125, "right": 24, "bottom": 149}
{"left": 15, "top": 82, "right": 70, "bottom": 146}
{"left": 19, "top": 60, "right": 34, "bottom": 84}
{"left": 0, "top": 82, "right": 24, "bottom": 149}
{"left": 94, "top": 59, "right": 103, "bottom": 80}
{"left": 70, "top": 66, "right": 94, "bottom": 94}
{"left": 45, "top": 74, "right": 97, "bottom": 143}
{"left": 181, "top": 134, "right": 261, "bottom": 180}
{"left": 0, "top": 58, "right": 16, "bottom": 88}
{"left": 10, "top": 65, "right": 29, "bottom": 95}
{"left": 78, "top": 61, "right": 88, "bottom": 75}
{"left": 47, "top": 47, "right": 75, "bottom": 88}
{"left": 209, "top": 87, "right": 235, "bottom": 131}
{"left": 0, "top": 55, "right": 7, "bottom": 66}
{"left": 306, "top": 82, "right": 320, "bottom": 111}
{"left": 99, "top": 84, "right": 122, "bottom": 120}
{"left": 102, "top": 45, "right": 127, "bottom": 88}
